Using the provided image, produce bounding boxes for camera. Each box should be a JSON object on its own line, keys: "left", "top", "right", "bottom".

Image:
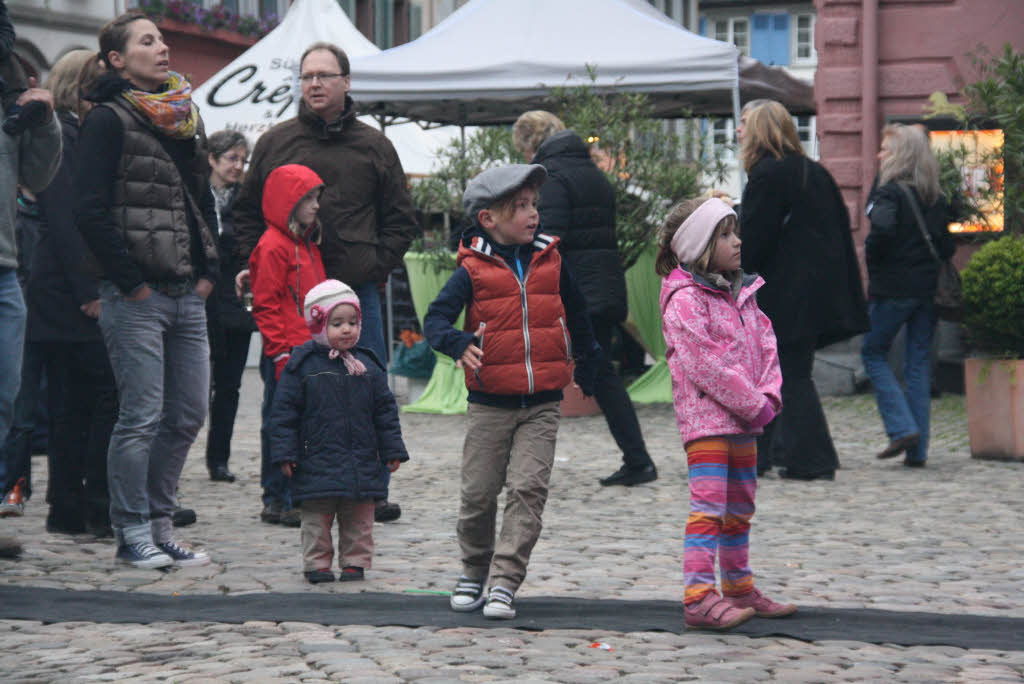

{"left": 2, "top": 99, "right": 48, "bottom": 136}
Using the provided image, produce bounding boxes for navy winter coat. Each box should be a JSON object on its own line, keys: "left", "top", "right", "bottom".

{"left": 269, "top": 340, "right": 409, "bottom": 503}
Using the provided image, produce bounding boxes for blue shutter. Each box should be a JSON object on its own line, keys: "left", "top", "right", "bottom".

{"left": 751, "top": 12, "right": 790, "bottom": 65}
{"left": 699, "top": 16, "right": 707, "bottom": 36}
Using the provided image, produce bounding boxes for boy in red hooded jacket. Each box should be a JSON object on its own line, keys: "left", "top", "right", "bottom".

{"left": 249, "top": 163, "right": 327, "bottom": 526}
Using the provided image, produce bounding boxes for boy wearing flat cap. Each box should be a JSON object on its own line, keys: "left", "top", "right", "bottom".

{"left": 425, "top": 164, "right": 600, "bottom": 620}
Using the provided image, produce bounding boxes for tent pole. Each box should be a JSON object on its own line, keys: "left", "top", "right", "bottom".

{"left": 376, "top": 112, "right": 395, "bottom": 386}
{"left": 732, "top": 84, "right": 744, "bottom": 190}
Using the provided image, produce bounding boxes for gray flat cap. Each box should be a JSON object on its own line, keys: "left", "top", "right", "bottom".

{"left": 462, "top": 164, "right": 548, "bottom": 219}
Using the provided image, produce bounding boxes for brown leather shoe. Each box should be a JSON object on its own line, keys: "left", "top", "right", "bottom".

{"left": 876, "top": 433, "right": 920, "bottom": 459}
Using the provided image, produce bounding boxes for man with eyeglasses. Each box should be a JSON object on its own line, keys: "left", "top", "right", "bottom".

{"left": 233, "top": 41, "right": 417, "bottom": 525}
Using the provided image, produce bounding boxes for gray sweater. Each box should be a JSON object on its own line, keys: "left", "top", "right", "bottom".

{"left": 0, "top": 109, "right": 62, "bottom": 269}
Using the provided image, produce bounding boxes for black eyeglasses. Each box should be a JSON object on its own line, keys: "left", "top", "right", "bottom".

{"left": 299, "top": 72, "right": 346, "bottom": 84}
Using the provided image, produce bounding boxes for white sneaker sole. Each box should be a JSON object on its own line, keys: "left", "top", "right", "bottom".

{"left": 0, "top": 507, "right": 24, "bottom": 517}
{"left": 172, "top": 554, "right": 211, "bottom": 567}
{"left": 482, "top": 601, "right": 516, "bottom": 619}
{"left": 117, "top": 555, "right": 173, "bottom": 569}
{"left": 450, "top": 594, "right": 486, "bottom": 612}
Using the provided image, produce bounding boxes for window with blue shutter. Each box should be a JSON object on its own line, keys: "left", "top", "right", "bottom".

{"left": 750, "top": 12, "right": 790, "bottom": 66}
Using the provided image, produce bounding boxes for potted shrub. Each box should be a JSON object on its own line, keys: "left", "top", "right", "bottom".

{"left": 961, "top": 234, "right": 1024, "bottom": 460}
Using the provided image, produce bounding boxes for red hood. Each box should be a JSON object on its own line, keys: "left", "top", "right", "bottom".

{"left": 261, "top": 164, "right": 324, "bottom": 240}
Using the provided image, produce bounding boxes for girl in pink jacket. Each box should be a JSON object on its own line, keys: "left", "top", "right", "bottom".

{"left": 657, "top": 197, "right": 795, "bottom": 631}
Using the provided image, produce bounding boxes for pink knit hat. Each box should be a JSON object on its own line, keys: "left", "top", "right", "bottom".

{"left": 670, "top": 197, "right": 737, "bottom": 266}
{"left": 304, "top": 279, "right": 361, "bottom": 347}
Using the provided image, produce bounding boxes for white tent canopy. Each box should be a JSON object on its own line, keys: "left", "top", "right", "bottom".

{"left": 348, "top": 0, "right": 743, "bottom": 126}
{"left": 191, "top": 0, "right": 456, "bottom": 175}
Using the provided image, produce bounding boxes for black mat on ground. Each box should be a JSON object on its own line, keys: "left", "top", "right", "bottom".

{"left": 2, "top": 586, "right": 1021, "bottom": 650}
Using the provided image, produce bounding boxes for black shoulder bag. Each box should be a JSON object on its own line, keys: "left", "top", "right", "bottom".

{"left": 897, "top": 183, "right": 963, "bottom": 321}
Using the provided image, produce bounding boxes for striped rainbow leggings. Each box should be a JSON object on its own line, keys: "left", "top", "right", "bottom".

{"left": 683, "top": 435, "right": 757, "bottom": 605}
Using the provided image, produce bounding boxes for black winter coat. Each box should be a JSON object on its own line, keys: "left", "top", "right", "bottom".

{"left": 206, "top": 184, "right": 256, "bottom": 348}
{"left": 269, "top": 340, "right": 409, "bottom": 503}
{"left": 533, "top": 131, "right": 627, "bottom": 323}
{"left": 27, "top": 112, "right": 103, "bottom": 343}
{"left": 865, "top": 181, "right": 955, "bottom": 298}
{"left": 740, "top": 153, "right": 868, "bottom": 348}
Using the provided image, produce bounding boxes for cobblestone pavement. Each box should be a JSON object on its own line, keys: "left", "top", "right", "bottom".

{"left": 0, "top": 369, "right": 1022, "bottom": 682}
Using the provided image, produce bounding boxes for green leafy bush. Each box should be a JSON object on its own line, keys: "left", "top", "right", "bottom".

{"left": 961, "top": 234, "right": 1024, "bottom": 357}
{"left": 410, "top": 67, "right": 724, "bottom": 272}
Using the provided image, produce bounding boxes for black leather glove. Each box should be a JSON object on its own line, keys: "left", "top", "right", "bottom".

{"left": 573, "top": 361, "right": 597, "bottom": 398}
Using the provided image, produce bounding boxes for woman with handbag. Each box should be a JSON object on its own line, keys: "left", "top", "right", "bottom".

{"left": 862, "top": 123, "right": 956, "bottom": 468}
{"left": 75, "top": 13, "right": 219, "bottom": 567}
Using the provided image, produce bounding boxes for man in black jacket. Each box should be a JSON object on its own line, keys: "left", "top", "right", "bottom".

{"left": 513, "top": 111, "right": 656, "bottom": 487}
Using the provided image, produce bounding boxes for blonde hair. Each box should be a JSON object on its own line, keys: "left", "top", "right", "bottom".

{"left": 512, "top": 110, "right": 566, "bottom": 159}
{"left": 44, "top": 49, "right": 97, "bottom": 114}
{"left": 878, "top": 123, "right": 941, "bottom": 207}
{"left": 655, "top": 199, "right": 737, "bottom": 277}
{"left": 739, "top": 99, "right": 804, "bottom": 172}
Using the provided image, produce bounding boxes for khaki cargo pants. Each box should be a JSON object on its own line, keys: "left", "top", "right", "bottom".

{"left": 299, "top": 498, "right": 375, "bottom": 572}
{"left": 458, "top": 400, "right": 560, "bottom": 593}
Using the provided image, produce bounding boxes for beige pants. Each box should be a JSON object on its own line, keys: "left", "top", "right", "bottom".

{"left": 458, "top": 401, "right": 560, "bottom": 593}
{"left": 299, "top": 498, "right": 375, "bottom": 572}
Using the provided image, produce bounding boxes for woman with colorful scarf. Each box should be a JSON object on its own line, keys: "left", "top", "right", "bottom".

{"left": 74, "top": 13, "right": 219, "bottom": 570}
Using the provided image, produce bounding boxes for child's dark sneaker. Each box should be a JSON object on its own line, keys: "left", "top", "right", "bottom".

{"left": 304, "top": 569, "right": 335, "bottom": 583}
{"left": 482, "top": 586, "right": 516, "bottom": 619}
{"left": 449, "top": 576, "right": 486, "bottom": 612}
{"left": 115, "top": 541, "right": 173, "bottom": 569}
{"left": 684, "top": 591, "right": 755, "bottom": 630}
{"left": 723, "top": 588, "right": 797, "bottom": 618}
{"left": 339, "top": 566, "right": 364, "bottom": 581}
{"left": 279, "top": 508, "right": 302, "bottom": 528}
{"left": 156, "top": 540, "right": 211, "bottom": 567}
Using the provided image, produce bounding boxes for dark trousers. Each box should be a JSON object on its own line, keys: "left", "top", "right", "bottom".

{"left": 757, "top": 337, "right": 838, "bottom": 476}
{"left": 259, "top": 354, "right": 290, "bottom": 508}
{"left": 591, "top": 318, "right": 652, "bottom": 469}
{"left": 206, "top": 328, "right": 252, "bottom": 471}
{"left": 2, "top": 341, "right": 60, "bottom": 498}
{"left": 47, "top": 340, "right": 116, "bottom": 525}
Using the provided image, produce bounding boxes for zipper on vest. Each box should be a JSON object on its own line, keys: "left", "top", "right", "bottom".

{"left": 520, "top": 278, "right": 534, "bottom": 394}
{"left": 494, "top": 248, "right": 536, "bottom": 395}
{"left": 558, "top": 316, "right": 572, "bottom": 362}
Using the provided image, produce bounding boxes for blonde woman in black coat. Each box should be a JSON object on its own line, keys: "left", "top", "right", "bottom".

{"left": 862, "top": 124, "right": 954, "bottom": 468}
{"left": 737, "top": 99, "right": 868, "bottom": 481}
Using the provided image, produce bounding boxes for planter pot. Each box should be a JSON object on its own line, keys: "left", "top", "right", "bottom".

{"left": 964, "top": 357, "right": 1024, "bottom": 461}
{"left": 560, "top": 381, "right": 601, "bottom": 417}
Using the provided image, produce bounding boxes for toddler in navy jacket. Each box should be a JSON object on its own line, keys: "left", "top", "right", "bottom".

{"left": 270, "top": 279, "right": 409, "bottom": 584}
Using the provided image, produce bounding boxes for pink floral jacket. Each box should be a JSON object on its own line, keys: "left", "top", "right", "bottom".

{"left": 660, "top": 266, "right": 782, "bottom": 446}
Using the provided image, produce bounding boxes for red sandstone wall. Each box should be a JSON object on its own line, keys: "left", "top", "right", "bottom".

{"left": 814, "top": 0, "right": 1024, "bottom": 245}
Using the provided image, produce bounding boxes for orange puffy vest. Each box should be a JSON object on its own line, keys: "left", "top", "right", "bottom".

{"left": 457, "top": 233, "right": 573, "bottom": 395}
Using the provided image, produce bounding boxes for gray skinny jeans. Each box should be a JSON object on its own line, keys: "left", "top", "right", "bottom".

{"left": 98, "top": 282, "right": 209, "bottom": 545}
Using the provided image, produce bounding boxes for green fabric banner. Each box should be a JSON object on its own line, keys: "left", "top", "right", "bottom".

{"left": 402, "top": 252, "right": 468, "bottom": 414}
{"left": 624, "top": 245, "right": 672, "bottom": 403}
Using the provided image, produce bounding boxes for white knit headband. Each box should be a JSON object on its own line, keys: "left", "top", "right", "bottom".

{"left": 669, "top": 198, "right": 737, "bottom": 265}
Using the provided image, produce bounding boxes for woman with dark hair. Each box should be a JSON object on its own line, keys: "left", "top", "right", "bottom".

{"left": 862, "top": 124, "right": 954, "bottom": 468}
{"left": 737, "top": 99, "right": 868, "bottom": 482}
{"left": 75, "top": 13, "right": 219, "bottom": 568}
{"left": 204, "top": 129, "right": 253, "bottom": 483}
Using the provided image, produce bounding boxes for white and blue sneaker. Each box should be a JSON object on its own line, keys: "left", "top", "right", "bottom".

{"left": 157, "top": 540, "right": 211, "bottom": 567}
{"left": 115, "top": 541, "right": 173, "bottom": 569}
{"left": 482, "top": 586, "right": 516, "bottom": 619}
{"left": 450, "top": 576, "right": 486, "bottom": 612}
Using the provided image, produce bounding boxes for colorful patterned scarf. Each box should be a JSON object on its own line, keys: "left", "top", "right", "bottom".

{"left": 120, "top": 71, "right": 198, "bottom": 139}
